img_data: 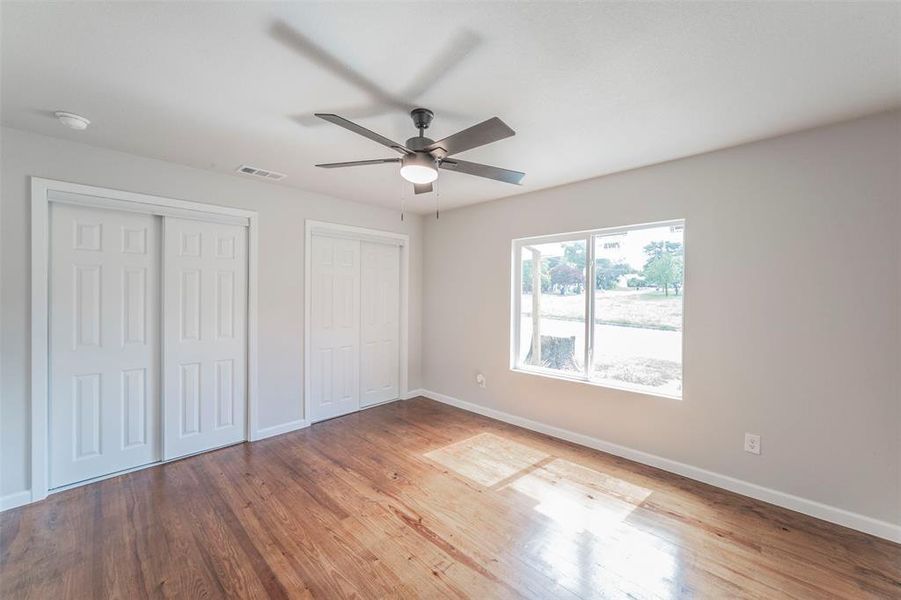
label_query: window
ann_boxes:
[512,220,684,398]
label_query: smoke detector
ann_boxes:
[55,111,90,130]
[236,164,286,181]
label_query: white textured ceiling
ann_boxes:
[2,2,899,213]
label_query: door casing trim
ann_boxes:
[304,219,410,424]
[30,177,260,504]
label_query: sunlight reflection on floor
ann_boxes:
[505,458,651,535]
[424,433,680,599]
[423,432,550,487]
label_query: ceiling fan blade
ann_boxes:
[425,117,515,156]
[315,114,411,155]
[296,103,470,128]
[440,158,525,185]
[315,158,400,168]
[402,30,482,100]
[413,183,433,194]
[270,21,409,111]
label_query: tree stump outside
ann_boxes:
[525,335,578,370]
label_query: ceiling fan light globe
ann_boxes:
[400,164,438,184]
[400,153,438,184]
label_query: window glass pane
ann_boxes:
[519,239,586,375]
[592,224,683,396]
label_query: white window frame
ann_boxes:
[510,219,685,399]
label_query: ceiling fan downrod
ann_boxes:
[410,107,434,138]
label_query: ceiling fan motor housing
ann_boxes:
[405,136,435,151]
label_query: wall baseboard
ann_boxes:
[254,419,310,441]
[0,490,31,512]
[0,490,32,511]
[418,389,901,543]
[2,421,311,512]
[254,392,421,438]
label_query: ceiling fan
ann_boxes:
[314,108,525,195]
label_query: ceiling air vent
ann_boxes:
[236,164,286,181]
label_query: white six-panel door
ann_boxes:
[360,242,400,407]
[310,235,361,422]
[49,204,161,488]
[162,218,247,460]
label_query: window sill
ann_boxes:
[510,366,683,400]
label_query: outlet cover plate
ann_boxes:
[744,433,761,455]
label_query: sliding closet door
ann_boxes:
[49,204,160,488]
[309,235,361,422]
[163,218,247,459]
[360,242,400,407]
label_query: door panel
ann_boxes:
[310,235,360,422]
[360,242,400,407]
[49,204,160,488]
[163,218,247,459]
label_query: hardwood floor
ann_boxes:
[2,398,899,599]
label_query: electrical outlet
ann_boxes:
[744,433,761,455]
[475,373,487,389]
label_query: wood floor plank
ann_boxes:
[394,400,900,595]
[1,398,898,599]
[270,432,525,598]
[297,418,579,598]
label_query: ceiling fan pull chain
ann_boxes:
[400,178,406,222]
[435,178,440,220]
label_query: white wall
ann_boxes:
[422,111,901,530]
[0,127,423,499]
